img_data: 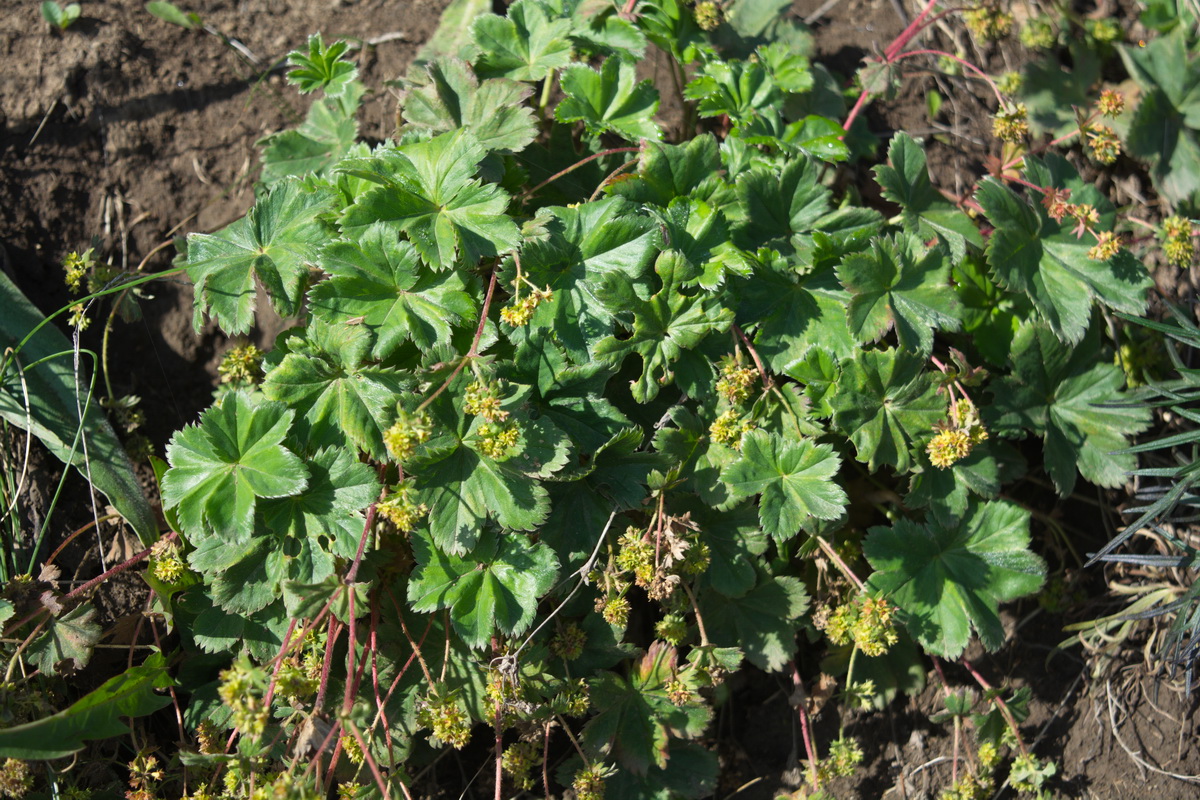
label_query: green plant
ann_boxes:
[39,2,80,31]
[4,0,1176,796]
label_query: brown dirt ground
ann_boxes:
[2,0,1199,797]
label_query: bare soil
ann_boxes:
[2,0,1197,797]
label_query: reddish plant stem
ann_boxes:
[346,502,377,585]
[588,157,640,202]
[896,50,1004,105]
[517,147,640,201]
[347,719,394,800]
[263,618,299,711]
[731,323,774,390]
[790,661,821,791]
[543,722,553,800]
[4,532,180,641]
[368,602,393,757]
[961,657,1030,756]
[313,615,342,713]
[386,586,436,685]
[44,512,121,567]
[416,269,499,414]
[492,636,504,800]
[814,535,865,591]
[884,0,940,61]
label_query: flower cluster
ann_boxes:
[0,759,33,800]
[709,409,754,449]
[502,741,540,790]
[819,595,900,656]
[939,772,991,800]
[150,538,186,584]
[217,659,269,739]
[1161,216,1196,267]
[195,720,222,755]
[964,4,1013,42]
[716,358,757,404]
[554,677,591,716]
[996,71,1023,96]
[1097,89,1125,118]
[273,660,317,703]
[992,103,1028,143]
[383,410,432,462]
[572,764,613,800]
[464,380,508,422]
[1088,230,1122,262]
[614,518,709,602]
[62,249,95,294]
[68,303,90,331]
[416,691,472,749]
[665,677,694,706]
[500,284,553,327]
[475,421,521,460]
[218,344,265,385]
[807,736,864,785]
[1018,16,1056,50]
[550,621,586,660]
[600,594,630,627]
[655,613,688,646]
[693,0,722,31]
[1087,17,1121,43]
[125,751,164,800]
[927,398,988,469]
[340,735,366,766]
[376,480,428,532]
[1084,124,1121,165]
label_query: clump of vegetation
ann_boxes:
[2,0,1198,797]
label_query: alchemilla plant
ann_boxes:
[158,0,1159,795]
[3,0,1178,798]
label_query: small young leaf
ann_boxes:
[286,34,359,96]
[162,391,308,539]
[865,499,1045,658]
[259,89,362,185]
[685,58,780,124]
[145,1,199,29]
[556,58,662,143]
[721,430,847,541]
[408,529,559,648]
[41,2,81,29]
